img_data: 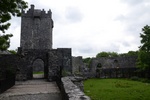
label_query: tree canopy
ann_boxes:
[137,25,150,70]
[0,0,28,51]
[119,51,138,57]
[96,51,118,58]
[83,57,92,67]
[0,34,13,51]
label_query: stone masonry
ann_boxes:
[15,5,72,81]
[21,5,53,50]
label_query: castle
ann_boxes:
[0,5,72,81]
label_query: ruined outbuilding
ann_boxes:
[90,56,138,78]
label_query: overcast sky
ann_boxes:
[7,0,150,58]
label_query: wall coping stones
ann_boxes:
[61,77,90,100]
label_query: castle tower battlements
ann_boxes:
[20,5,53,50]
[22,5,52,18]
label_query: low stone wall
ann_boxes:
[61,77,90,100]
[96,67,138,78]
[0,54,18,93]
[0,76,15,94]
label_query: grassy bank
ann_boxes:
[84,79,150,100]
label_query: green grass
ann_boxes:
[84,79,150,100]
[33,71,44,74]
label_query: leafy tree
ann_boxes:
[137,51,150,70]
[96,51,109,58]
[0,0,28,51]
[137,25,150,70]
[139,25,150,52]
[108,52,118,57]
[127,51,138,56]
[0,34,13,50]
[83,57,92,67]
[96,51,118,58]
[119,51,138,57]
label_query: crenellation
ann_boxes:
[47,9,52,17]
[22,5,52,18]
[41,9,46,15]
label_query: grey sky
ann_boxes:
[6,0,150,58]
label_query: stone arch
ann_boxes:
[22,50,49,80]
[114,59,119,68]
[30,55,48,79]
[32,58,44,79]
[96,63,102,78]
[97,63,102,68]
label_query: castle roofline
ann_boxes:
[22,4,52,18]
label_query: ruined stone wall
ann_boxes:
[15,48,72,81]
[57,48,72,75]
[72,56,84,74]
[20,5,53,50]
[16,48,50,80]
[90,56,138,77]
[72,56,93,78]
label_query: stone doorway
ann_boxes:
[32,59,44,79]
[96,63,102,78]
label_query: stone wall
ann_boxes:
[0,54,21,79]
[15,48,72,81]
[16,48,50,80]
[61,77,90,100]
[57,48,72,75]
[72,56,90,77]
[72,56,84,74]
[0,54,19,93]
[89,56,138,77]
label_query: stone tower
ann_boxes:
[20,5,53,50]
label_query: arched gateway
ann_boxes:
[16,5,72,81]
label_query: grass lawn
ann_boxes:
[33,71,44,74]
[84,78,150,100]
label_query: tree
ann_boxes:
[119,51,138,57]
[96,52,109,58]
[83,57,91,67]
[137,25,150,71]
[108,52,118,57]
[0,34,13,50]
[127,51,138,56]
[0,0,28,51]
[96,51,118,58]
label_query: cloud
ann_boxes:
[7,0,150,58]
[114,0,150,52]
[65,7,83,23]
[121,0,147,6]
